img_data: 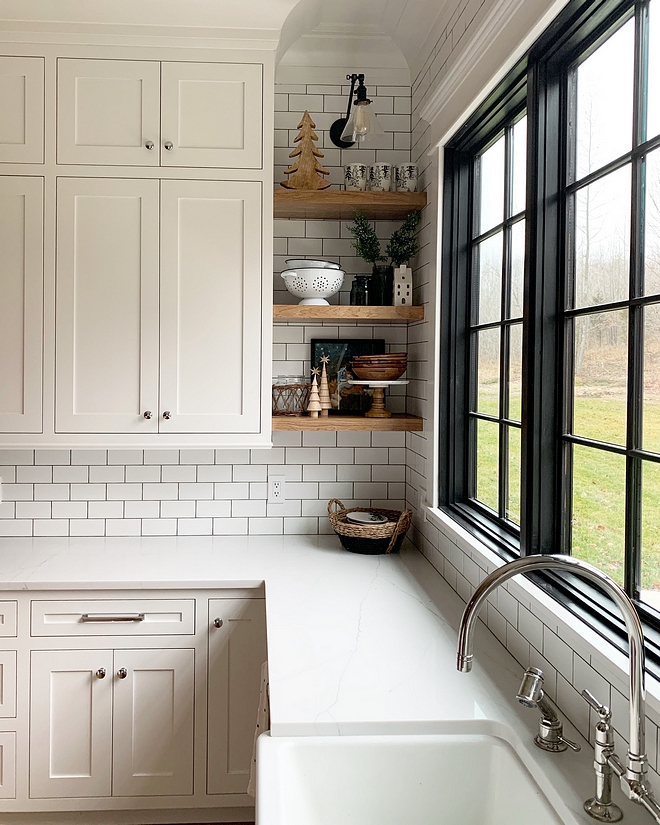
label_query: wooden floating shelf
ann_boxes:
[273,305,424,323]
[272,414,423,432]
[274,189,427,220]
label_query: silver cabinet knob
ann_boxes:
[145,141,154,150]
[164,141,174,151]
[117,668,128,679]
[163,411,172,419]
[96,668,106,679]
[143,410,153,419]
[213,617,223,628]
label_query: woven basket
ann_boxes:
[327,498,412,555]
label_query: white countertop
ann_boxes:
[0,533,651,823]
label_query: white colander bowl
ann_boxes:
[281,268,345,305]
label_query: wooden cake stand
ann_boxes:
[347,380,409,418]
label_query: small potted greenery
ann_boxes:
[348,211,421,305]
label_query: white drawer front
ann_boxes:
[31,599,195,636]
[0,602,17,637]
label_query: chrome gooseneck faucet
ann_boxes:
[456,554,660,823]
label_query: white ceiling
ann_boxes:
[277,0,450,82]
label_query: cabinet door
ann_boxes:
[0,651,17,718]
[159,180,263,433]
[0,56,44,163]
[55,177,160,433]
[0,733,16,799]
[30,650,113,799]
[207,599,266,795]
[57,59,160,166]
[0,176,43,433]
[160,62,262,169]
[113,648,194,797]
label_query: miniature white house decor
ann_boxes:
[393,265,413,306]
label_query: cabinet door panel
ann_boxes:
[55,177,159,433]
[207,598,266,795]
[0,733,16,799]
[113,648,194,797]
[159,180,262,433]
[161,62,262,168]
[0,651,17,718]
[0,56,44,163]
[57,59,160,166]
[30,650,113,799]
[0,176,43,433]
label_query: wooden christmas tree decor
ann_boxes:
[280,111,331,191]
[307,371,322,417]
[319,356,331,416]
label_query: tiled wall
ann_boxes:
[0,432,406,537]
[406,0,660,785]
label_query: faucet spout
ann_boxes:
[457,554,647,792]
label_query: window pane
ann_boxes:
[571,445,626,587]
[644,304,660,452]
[510,219,525,319]
[575,19,635,179]
[511,116,527,216]
[477,135,505,235]
[508,323,523,422]
[475,232,503,324]
[645,148,660,296]
[574,165,631,309]
[475,419,499,511]
[641,460,660,607]
[573,309,628,446]
[507,425,521,525]
[649,0,660,141]
[476,328,500,415]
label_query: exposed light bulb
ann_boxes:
[353,103,371,138]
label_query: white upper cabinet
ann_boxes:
[55,177,160,433]
[57,59,161,166]
[160,62,262,169]
[159,180,263,433]
[0,56,44,163]
[58,59,263,169]
[0,176,43,433]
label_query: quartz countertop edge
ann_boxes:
[0,533,650,823]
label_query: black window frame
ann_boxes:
[440,0,660,673]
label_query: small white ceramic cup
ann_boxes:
[344,163,368,191]
[368,163,393,192]
[395,164,419,192]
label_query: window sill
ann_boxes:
[423,505,660,721]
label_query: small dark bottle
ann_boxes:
[350,275,370,305]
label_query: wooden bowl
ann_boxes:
[352,365,407,381]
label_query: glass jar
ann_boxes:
[350,275,370,305]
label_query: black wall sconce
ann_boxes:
[329,73,384,149]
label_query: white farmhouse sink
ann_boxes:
[257,731,567,825]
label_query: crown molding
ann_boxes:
[418,0,527,125]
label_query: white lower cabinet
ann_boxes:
[112,648,194,797]
[207,598,267,794]
[30,650,113,799]
[17,590,266,815]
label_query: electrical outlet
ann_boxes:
[268,475,286,503]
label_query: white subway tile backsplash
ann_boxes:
[106,519,141,536]
[232,499,267,518]
[213,517,248,535]
[0,450,34,465]
[162,465,197,482]
[16,502,51,519]
[125,501,159,519]
[35,484,69,501]
[266,500,302,517]
[0,520,32,536]
[35,450,70,465]
[197,500,232,518]
[161,500,196,518]
[89,466,124,483]
[233,465,268,482]
[143,483,178,501]
[108,450,143,465]
[126,465,161,483]
[52,501,88,519]
[34,519,68,536]
[179,482,214,500]
[16,466,52,483]
[142,519,178,536]
[197,465,233,482]
[53,466,88,483]
[178,518,213,536]
[70,519,104,536]
[106,483,142,501]
[214,482,249,500]
[72,450,106,465]
[88,501,123,519]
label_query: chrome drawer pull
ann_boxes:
[81,613,145,623]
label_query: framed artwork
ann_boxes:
[310,338,385,414]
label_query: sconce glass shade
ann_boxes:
[340,100,384,144]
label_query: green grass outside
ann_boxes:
[474,393,660,595]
